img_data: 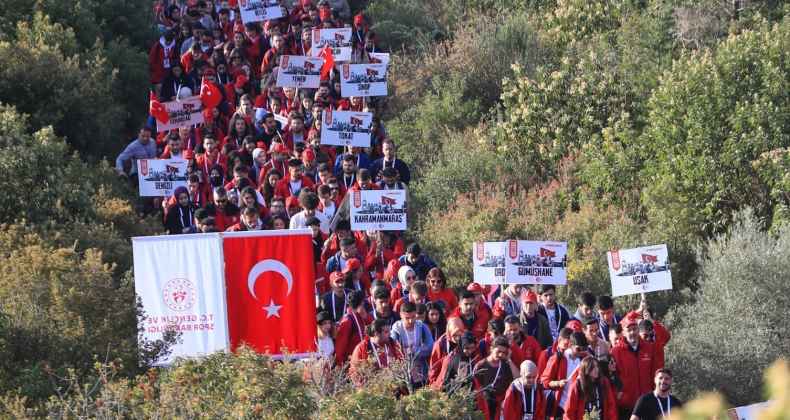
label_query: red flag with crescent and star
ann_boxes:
[317,44,334,80]
[223,231,317,355]
[149,91,170,124]
[199,77,222,109]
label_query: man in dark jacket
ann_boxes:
[397,243,437,280]
[517,289,553,350]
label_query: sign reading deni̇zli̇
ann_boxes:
[276,56,322,88]
[505,240,568,285]
[311,28,352,61]
[472,242,506,284]
[607,244,672,297]
[321,110,372,147]
[138,159,189,197]
[156,96,204,132]
[350,190,406,230]
[340,64,388,97]
[238,0,282,24]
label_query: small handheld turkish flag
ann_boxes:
[317,44,334,80]
[199,77,222,109]
[223,231,317,355]
[149,92,170,124]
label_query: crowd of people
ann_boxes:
[115,0,680,419]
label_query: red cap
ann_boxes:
[466,283,483,293]
[520,289,538,303]
[329,271,344,283]
[182,149,196,159]
[286,195,300,207]
[203,108,214,121]
[621,310,640,329]
[566,319,583,332]
[300,0,311,7]
[187,1,197,6]
[234,75,248,88]
[301,13,312,21]
[273,143,290,154]
[302,147,316,162]
[241,114,253,129]
[384,259,402,277]
[203,68,217,76]
[342,258,362,273]
[354,14,364,25]
[318,8,330,20]
[234,23,246,33]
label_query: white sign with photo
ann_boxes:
[607,244,672,297]
[156,96,205,132]
[472,242,507,284]
[238,0,283,24]
[320,110,372,147]
[505,240,568,285]
[138,159,189,197]
[340,64,388,97]
[311,28,352,61]
[350,190,407,231]
[276,56,322,88]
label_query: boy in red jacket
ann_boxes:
[334,290,373,366]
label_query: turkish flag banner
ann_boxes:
[149,92,170,124]
[318,44,334,80]
[199,77,222,109]
[223,230,317,356]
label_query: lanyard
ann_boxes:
[203,152,219,174]
[587,388,600,411]
[351,311,364,342]
[655,393,670,418]
[343,174,355,190]
[179,207,193,228]
[192,192,201,205]
[491,362,502,387]
[519,382,535,415]
[372,342,390,369]
[139,140,153,159]
[331,290,347,320]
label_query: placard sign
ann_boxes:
[607,244,672,297]
[472,242,507,284]
[505,240,568,285]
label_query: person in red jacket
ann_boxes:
[448,291,489,340]
[541,331,589,419]
[492,284,524,319]
[199,187,241,231]
[562,357,617,420]
[197,134,227,178]
[274,158,316,199]
[537,325,578,378]
[436,331,490,418]
[502,360,546,420]
[596,354,631,414]
[428,317,465,386]
[365,232,396,280]
[609,311,664,419]
[477,317,526,369]
[321,220,367,264]
[505,315,542,365]
[425,268,459,314]
[349,318,403,385]
[149,29,179,95]
[334,290,373,366]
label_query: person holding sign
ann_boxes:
[630,368,681,420]
[116,126,158,184]
[502,360,547,420]
[518,290,553,350]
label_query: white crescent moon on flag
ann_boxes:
[247,259,293,300]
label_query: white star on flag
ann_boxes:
[262,300,282,318]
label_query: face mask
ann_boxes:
[210,175,224,186]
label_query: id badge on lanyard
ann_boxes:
[163,58,170,68]
[522,415,533,420]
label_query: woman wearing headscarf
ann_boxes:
[164,186,200,234]
[502,360,547,420]
[250,147,267,184]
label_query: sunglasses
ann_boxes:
[215,199,228,204]
[405,275,416,280]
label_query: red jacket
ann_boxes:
[197,151,227,178]
[334,308,373,366]
[537,341,563,378]
[428,333,457,382]
[653,320,671,347]
[199,202,241,232]
[273,175,315,200]
[447,307,489,340]
[426,288,459,314]
[349,335,402,384]
[610,338,664,410]
[149,39,179,84]
[322,233,368,265]
[258,159,289,186]
[502,381,547,420]
[541,350,589,416]
[562,377,618,420]
[513,332,542,365]
[347,182,382,192]
[365,245,395,279]
[477,334,526,368]
[261,45,295,72]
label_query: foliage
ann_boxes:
[666,210,790,405]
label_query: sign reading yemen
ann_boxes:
[156,96,205,132]
[276,56,322,88]
[472,242,507,284]
[238,0,282,24]
[340,64,388,97]
[350,190,406,230]
[138,159,189,197]
[320,110,372,147]
[311,28,352,61]
[607,244,672,297]
[505,240,568,285]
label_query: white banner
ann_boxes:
[138,159,189,197]
[133,234,229,366]
[276,55,322,88]
[472,242,506,284]
[505,240,568,285]
[238,0,282,24]
[607,244,672,297]
[368,52,390,76]
[349,190,406,230]
[312,28,352,61]
[320,110,372,147]
[725,402,773,420]
[341,64,388,97]
[156,96,205,132]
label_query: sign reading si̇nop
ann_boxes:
[607,244,673,296]
[340,64,388,97]
[350,190,406,230]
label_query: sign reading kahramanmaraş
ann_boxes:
[505,240,568,285]
[321,110,372,147]
[607,244,672,297]
[138,159,189,197]
[238,0,282,24]
[156,96,205,132]
[276,56,322,88]
[312,28,352,61]
[472,242,507,284]
[350,190,406,230]
[340,64,388,97]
